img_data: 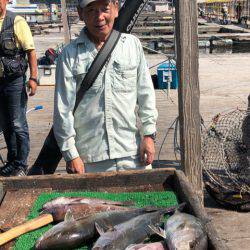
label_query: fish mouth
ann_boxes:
[92,247,103,250]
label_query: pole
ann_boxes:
[61,0,70,45]
[175,0,203,202]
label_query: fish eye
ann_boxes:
[104,245,112,250]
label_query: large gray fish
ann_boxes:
[149,211,208,250]
[35,206,175,250]
[92,211,166,250]
[42,196,133,211]
[41,202,131,222]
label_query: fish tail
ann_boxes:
[148,225,166,238]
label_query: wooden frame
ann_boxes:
[175,0,203,200]
[0,169,227,249]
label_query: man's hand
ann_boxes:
[28,79,37,96]
[66,157,85,174]
[27,49,38,96]
[140,136,155,165]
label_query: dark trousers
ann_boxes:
[27,128,62,175]
[0,76,29,169]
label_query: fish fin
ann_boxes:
[177,202,186,212]
[122,200,134,206]
[148,225,166,238]
[39,209,46,215]
[64,209,74,222]
[95,222,114,235]
[95,222,105,235]
[189,233,205,249]
[142,206,161,212]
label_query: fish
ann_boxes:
[35,206,172,250]
[149,211,208,250]
[92,211,166,250]
[42,196,133,211]
[126,242,166,250]
[41,202,131,222]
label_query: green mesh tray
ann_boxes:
[14,191,178,250]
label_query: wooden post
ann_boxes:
[61,0,70,45]
[175,0,203,202]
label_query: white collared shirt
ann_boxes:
[54,29,158,163]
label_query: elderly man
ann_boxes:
[0,0,37,176]
[53,0,157,174]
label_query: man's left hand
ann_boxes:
[140,136,155,165]
[28,79,37,96]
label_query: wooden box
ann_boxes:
[0,169,227,250]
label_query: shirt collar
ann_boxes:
[76,27,98,56]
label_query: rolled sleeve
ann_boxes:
[14,16,35,50]
[53,50,79,161]
[61,139,79,161]
[136,40,158,135]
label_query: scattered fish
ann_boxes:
[126,242,166,250]
[149,211,208,250]
[35,206,170,250]
[42,196,133,211]
[92,210,168,250]
[42,203,131,222]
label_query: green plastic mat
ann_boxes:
[14,191,178,250]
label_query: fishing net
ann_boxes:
[201,108,250,211]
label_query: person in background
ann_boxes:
[0,0,38,176]
[221,3,229,25]
[236,3,243,24]
[53,0,158,174]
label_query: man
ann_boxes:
[0,0,38,176]
[221,3,229,25]
[236,3,242,24]
[53,0,157,174]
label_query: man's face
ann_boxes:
[0,0,7,16]
[78,0,118,41]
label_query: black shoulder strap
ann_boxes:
[1,11,16,34]
[114,0,149,33]
[73,0,149,114]
[73,29,121,113]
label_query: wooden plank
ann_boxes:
[0,169,175,191]
[139,12,171,18]
[175,0,203,200]
[0,189,51,250]
[132,25,221,34]
[136,20,174,26]
[136,32,250,42]
[172,171,228,250]
[61,0,70,44]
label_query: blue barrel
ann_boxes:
[157,60,178,89]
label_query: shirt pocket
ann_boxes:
[73,58,102,93]
[112,59,137,92]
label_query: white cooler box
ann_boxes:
[38,65,56,86]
